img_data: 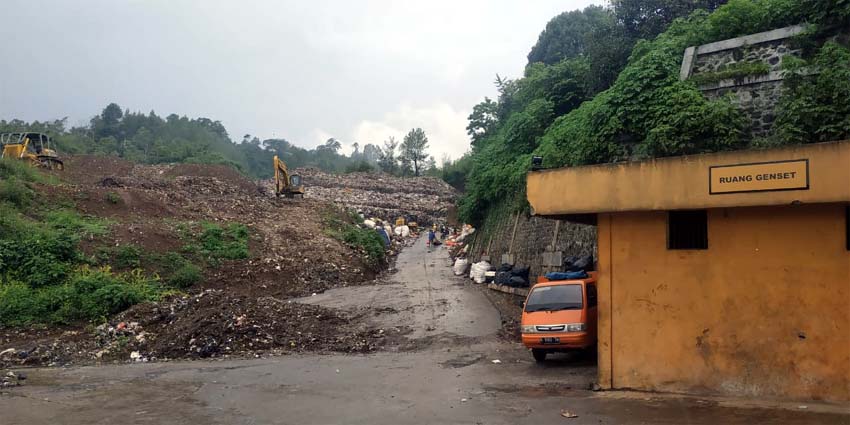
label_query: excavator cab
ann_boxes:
[0,132,64,170]
[273,155,304,198]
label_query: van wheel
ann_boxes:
[532,349,547,363]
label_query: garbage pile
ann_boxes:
[0,155,407,367]
[294,168,458,226]
[445,224,476,260]
[360,216,420,252]
[1,370,25,388]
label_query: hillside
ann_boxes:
[0,155,450,366]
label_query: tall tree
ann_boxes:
[527,5,613,65]
[399,128,430,176]
[466,97,499,149]
[611,0,727,39]
[362,143,382,164]
[317,138,342,153]
[378,137,398,174]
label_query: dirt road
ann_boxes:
[1,238,846,424]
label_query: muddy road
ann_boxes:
[1,238,847,424]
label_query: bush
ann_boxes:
[0,158,43,182]
[0,178,34,208]
[114,245,143,269]
[44,210,109,237]
[0,268,162,325]
[195,222,250,261]
[105,192,121,204]
[322,208,386,268]
[773,42,850,144]
[167,263,202,289]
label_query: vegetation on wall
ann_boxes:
[457,0,850,225]
[688,62,771,85]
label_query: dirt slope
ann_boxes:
[1,156,410,366]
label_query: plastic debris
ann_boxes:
[560,409,578,418]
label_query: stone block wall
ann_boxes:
[680,25,806,137]
[468,210,596,279]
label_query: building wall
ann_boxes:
[468,209,595,278]
[528,141,850,216]
[596,203,850,401]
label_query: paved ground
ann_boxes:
[1,238,848,424]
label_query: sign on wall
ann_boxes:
[709,159,809,194]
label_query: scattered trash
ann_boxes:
[461,398,468,403]
[560,409,578,418]
[1,370,25,388]
[798,405,808,409]
[491,359,502,364]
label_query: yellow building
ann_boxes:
[527,141,850,402]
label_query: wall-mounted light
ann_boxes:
[531,156,543,171]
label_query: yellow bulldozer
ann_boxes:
[1,132,64,170]
[273,155,304,198]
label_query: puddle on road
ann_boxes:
[482,383,582,398]
[440,353,486,368]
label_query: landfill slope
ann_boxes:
[294,167,458,226]
[0,156,448,367]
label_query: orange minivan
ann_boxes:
[520,273,598,362]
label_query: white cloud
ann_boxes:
[310,129,334,149]
[351,103,471,161]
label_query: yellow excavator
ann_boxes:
[1,132,64,170]
[273,155,304,198]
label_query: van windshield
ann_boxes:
[525,284,583,312]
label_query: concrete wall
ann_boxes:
[596,204,850,401]
[468,210,595,279]
[680,25,806,137]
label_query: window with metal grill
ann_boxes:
[668,210,708,250]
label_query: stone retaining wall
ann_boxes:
[468,210,595,279]
[680,25,806,137]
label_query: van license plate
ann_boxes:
[540,337,560,344]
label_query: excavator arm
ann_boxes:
[273,155,304,198]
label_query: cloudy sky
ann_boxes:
[1,0,601,160]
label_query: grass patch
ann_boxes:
[322,208,386,268]
[689,62,771,86]
[0,267,162,326]
[0,184,165,325]
[105,191,121,204]
[181,222,250,265]
[114,245,143,269]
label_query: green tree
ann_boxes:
[399,128,430,177]
[527,5,613,65]
[612,0,727,39]
[466,97,499,149]
[378,137,398,174]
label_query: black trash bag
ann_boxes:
[497,263,513,272]
[562,255,579,270]
[509,276,529,288]
[511,266,530,280]
[569,255,595,272]
[495,271,512,285]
